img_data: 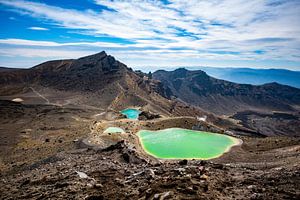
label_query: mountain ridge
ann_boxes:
[153,68,300,115]
[0,52,210,119]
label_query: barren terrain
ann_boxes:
[0,52,299,199]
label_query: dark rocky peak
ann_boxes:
[0,51,132,91]
[77,51,107,62]
[69,51,126,73]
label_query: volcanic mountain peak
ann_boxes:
[30,51,123,74]
[0,52,181,115]
[72,51,122,72]
[70,51,124,73]
[0,51,130,90]
[78,51,107,60]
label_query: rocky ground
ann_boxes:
[231,110,300,136]
[0,138,299,200]
[0,100,299,199]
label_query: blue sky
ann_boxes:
[0,0,300,70]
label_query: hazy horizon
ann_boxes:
[2,55,300,73]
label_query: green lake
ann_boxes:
[121,108,141,120]
[138,128,240,159]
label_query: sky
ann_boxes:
[0,0,300,70]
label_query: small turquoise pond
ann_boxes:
[121,108,141,120]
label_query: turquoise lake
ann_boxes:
[121,108,141,120]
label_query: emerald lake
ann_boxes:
[138,128,241,160]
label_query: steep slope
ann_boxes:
[0,52,207,118]
[153,68,300,115]
[0,51,125,91]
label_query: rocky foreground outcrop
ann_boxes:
[1,139,299,200]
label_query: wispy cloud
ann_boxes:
[28,26,49,31]
[0,0,299,69]
[0,47,94,58]
[0,38,125,47]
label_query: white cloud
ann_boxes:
[0,38,125,47]
[0,47,95,58]
[0,0,299,68]
[28,26,49,31]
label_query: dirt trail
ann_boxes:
[29,87,51,104]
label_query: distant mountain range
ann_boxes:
[193,67,300,89]
[139,66,300,88]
